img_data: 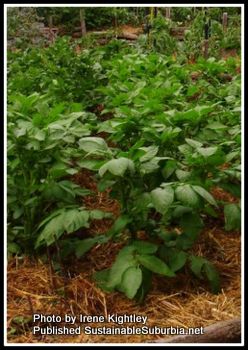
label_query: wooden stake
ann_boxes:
[79,8,86,37]
[166,7,171,19]
[223,12,228,32]
[48,15,54,43]
[203,39,209,59]
[114,7,118,38]
[48,15,53,28]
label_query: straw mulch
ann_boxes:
[7,178,241,344]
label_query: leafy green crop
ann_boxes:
[7,93,110,255]
[7,31,241,300]
[76,134,231,298]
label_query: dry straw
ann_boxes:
[7,181,241,343]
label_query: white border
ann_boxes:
[4,3,244,347]
[4,3,244,7]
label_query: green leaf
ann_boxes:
[106,215,131,238]
[178,144,193,155]
[190,255,206,279]
[197,146,218,157]
[224,204,241,231]
[99,158,135,177]
[131,240,158,254]
[77,159,104,171]
[49,163,68,178]
[162,160,177,180]
[179,212,203,239]
[37,208,65,230]
[58,181,78,196]
[35,208,91,248]
[176,235,195,250]
[173,206,193,218]
[137,254,175,277]
[206,122,227,130]
[65,168,78,175]
[97,179,116,192]
[139,146,159,162]
[185,138,203,148]
[63,135,75,143]
[151,186,174,214]
[175,184,199,207]
[63,210,89,233]
[74,188,92,197]
[168,250,188,272]
[8,242,21,254]
[36,215,64,247]
[44,141,60,150]
[174,109,199,123]
[192,185,218,207]
[219,183,241,198]
[93,268,113,292]
[13,207,24,219]
[26,140,40,150]
[187,85,199,97]
[120,266,142,299]
[135,268,152,303]
[133,192,152,213]
[107,246,136,289]
[203,262,220,294]
[140,157,160,174]
[204,205,219,218]
[24,197,39,206]
[175,170,191,181]
[89,210,112,220]
[75,237,99,258]
[42,182,76,202]
[78,137,109,155]
[33,129,46,141]
[195,104,214,116]
[225,151,239,163]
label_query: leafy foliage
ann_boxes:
[7,13,241,300]
[7,92,109,254]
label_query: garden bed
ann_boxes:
[7,183,241,343]
[6,6,242,344]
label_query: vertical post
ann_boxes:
[203,40,209,59]
[114,7,118,38]
[223,12,228,32]
[79,8,86,37]
[148,7,154,48]
[165,7,171,19]
[153,7,158,48]
[203,19,210,59]
[48,15,53,28]
[145,7,149,35]
[48,15,54,43]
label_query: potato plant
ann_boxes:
[77,136,223,299]
[7,93,111,255]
